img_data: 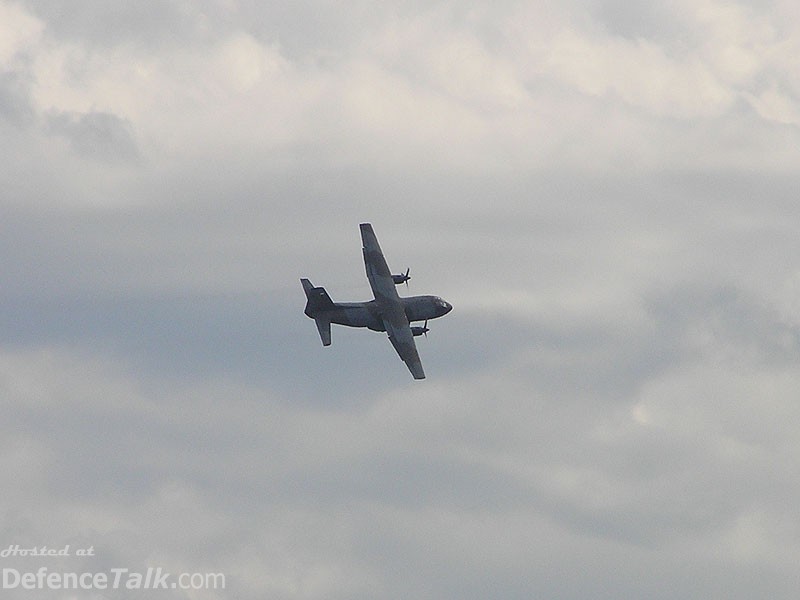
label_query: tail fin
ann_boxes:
[300,278,336,316]
[300,278,335,346]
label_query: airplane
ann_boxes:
[301,223,453,379]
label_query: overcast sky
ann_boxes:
[3,1,800,598]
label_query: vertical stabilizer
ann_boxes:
[300,278,336,316]
[301,278,335,346]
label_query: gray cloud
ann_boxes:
[45,110,140,163]
[0,69,35,126]
[3,1,800,599]
[19,0,211,49]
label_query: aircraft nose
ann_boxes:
[443,301,453,314]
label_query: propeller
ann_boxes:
[411,320,429,338]
[392,268,411,286]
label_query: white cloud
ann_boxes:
[4,1,800,598]
[544,29,733,118]
[0,1,42,66]
[746,84,800,125]
[6,0,800,180]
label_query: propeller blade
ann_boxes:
[392,268,412,286]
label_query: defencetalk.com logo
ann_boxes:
[1,544,226,591]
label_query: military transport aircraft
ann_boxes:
[301,223,453,379]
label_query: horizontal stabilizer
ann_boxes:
[315,316,332,346]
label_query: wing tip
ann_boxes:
[409,363,426,380]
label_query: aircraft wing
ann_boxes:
[383,315,426,380]
[360,223,400,304]
[361,223,425,380]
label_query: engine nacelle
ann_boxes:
[392,268,411,285]
[410,325,429,337]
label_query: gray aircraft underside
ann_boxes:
[301,223,452,379]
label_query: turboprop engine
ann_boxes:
[392,268,411,286]
[410,321,429,337]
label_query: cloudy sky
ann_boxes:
[3,0,800,598]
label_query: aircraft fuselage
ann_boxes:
[315,295,451,332]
